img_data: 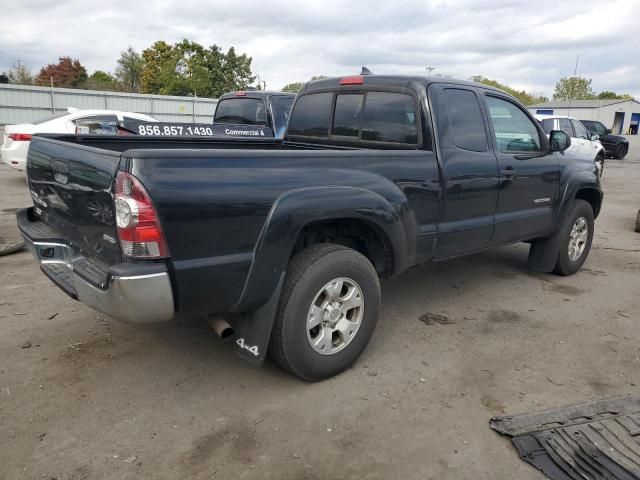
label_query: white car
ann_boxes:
[535,114,606,176]
[1,108,157,171]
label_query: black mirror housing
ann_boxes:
[606,128,612,134]
[549,130,571,152]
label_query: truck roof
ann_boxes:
[301,74,512,97]
[218,90,296,101]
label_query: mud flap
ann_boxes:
[528,231,562,273]
[230,273,285,366]
[491,396,640,480]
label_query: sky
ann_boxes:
[1,0,639,99]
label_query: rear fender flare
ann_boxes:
[232,186,406,312]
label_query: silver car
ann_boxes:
[536,114,606,176]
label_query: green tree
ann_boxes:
[115,47,143,92]
[597,90,633,100]
[81,70,118,91]
[282,82,303,93]
[140,39,255,97]
[7,60,33,85]
[470,76,547,105]
[553,76,595,101]
[282,75,328,93]
[35,57,88,88]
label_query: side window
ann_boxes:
[332,94,364,137]
[287,93,332,137]
[74,115,118,135]
[594,122,607,134]
[571,120,588,139]
[558,118,574,137]
[541,119,555,134]
[361,92,417,144]
[485,96,541,153]
[442,88,487,152]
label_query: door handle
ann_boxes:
[501,167,515,178]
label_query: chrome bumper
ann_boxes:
[23,235,174,325]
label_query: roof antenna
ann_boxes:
[360,66,373,75]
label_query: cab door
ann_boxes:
[429,84,500,258]
[481,94,560,244]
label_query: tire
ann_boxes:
[594,153,605,177]
[553,200,594,276]
[269,243,381,381]
[614,143,628,160]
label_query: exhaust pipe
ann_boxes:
[207,316,234,342]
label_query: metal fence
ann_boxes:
[0,84,218,126]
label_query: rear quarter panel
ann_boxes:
[129,148,439,314]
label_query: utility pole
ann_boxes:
[426,66,435,77]
[192,90,196,124]
[50,76,56,114]
[567,54,579,118]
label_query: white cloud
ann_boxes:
[0,0,638,98]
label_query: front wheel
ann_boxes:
[614,143,628,160]
[554,200,594,276]
[595,153,605,177]
[269,244,381,381]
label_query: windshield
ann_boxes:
[581,120,605,133]
[214,98,266,125]
[270,96,294,130]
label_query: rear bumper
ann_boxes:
[17,208,175,324]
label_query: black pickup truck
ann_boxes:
[18,75,602,380]
[123,91,295,139]
[213,90,295,139]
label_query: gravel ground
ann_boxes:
[1,139,639,480]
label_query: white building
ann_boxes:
[528,99,640,135]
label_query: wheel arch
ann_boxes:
[575,187,603,218]
[231,186,407,313]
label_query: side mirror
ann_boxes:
[549,130,571,152]
[590,134,599,141]
[606,128,612,134]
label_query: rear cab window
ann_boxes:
[287,93,333,137]
[287,90,420,147]
[214,98,267,125]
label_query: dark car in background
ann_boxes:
[213,90,295,139]
[580,120,629,159]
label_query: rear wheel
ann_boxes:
[269,244,381,381]
[614,143,628,160]
[553,200,594,276]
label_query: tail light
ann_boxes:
[9,133,32,141]
[235,91,247,96]
[339,76,364,85]
[114,171,169,258]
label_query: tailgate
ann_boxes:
[26,136,122,266]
